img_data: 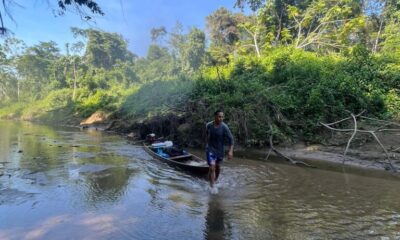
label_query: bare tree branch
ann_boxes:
[267,124,315,168]
[343,113,357,164]
[320,111,398,172]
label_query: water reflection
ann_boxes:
[204,196,232,240]
[0,121,139,206]
[82,167,138,205]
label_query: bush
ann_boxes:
[19,89,73,120]
[0,103,25,119]
[190,47,397,144]
[121,78,193,118]
[75,89,118,117]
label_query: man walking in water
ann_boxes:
[206,110,234,194]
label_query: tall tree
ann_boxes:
[286,0,364,52]
[16,41,61,99]
[69,41,85,100]
[363,0,400,53]
[380,9,400,54]
[206,7,241,64]
[84,29,133,69]
[236,12,268,57]
[134,44,177,83]
[180,27,206,73]
[0,37,25,101]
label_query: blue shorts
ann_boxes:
[206,151,223,166]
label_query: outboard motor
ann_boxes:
[146,133,156,144]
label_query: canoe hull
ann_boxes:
[143,144,209,176]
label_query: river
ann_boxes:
[1,120,400,239]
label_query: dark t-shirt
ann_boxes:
[206,121,234,158]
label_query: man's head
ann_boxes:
[214,110,224,124]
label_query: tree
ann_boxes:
[70,42,85,100]
[0,37,25,101]
[84,29,133,69]
[236,12,267,57]
[380,10,400,54]
[150,26,167,44]
[258,0,311,46]
[234,0,267,12]
[169,21,185,58]
[16,41,61,99]
[206,7,241,64]
[180,27,206,73]
[286,0,364,52]
[234,0,365,52]
[134,44,177,82]
[0,44,16,100]
[363,0,400,53]
[0,0,103,35]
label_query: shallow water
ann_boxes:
[1,120,400,239]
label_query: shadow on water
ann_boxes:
[204,195,232,240]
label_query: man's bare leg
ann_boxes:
[209,165,216,188]
[215,164,221,181]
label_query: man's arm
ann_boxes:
[205,123,209,150]
[224,124,234,160]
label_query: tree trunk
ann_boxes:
[274,10,283,45]
[253,32,261,57]
[373,17,384,53]
[17,78,20,102]
[72,61,77,100]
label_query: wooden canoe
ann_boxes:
[143,144,209,175]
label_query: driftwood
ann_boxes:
[266,124,315,168]
[320,111,400,172]
[393,146,400,153]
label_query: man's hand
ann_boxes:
[228,151,233,160]
[227,145,234,160]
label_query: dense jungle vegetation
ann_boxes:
[1,0,399,146]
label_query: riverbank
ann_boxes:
[2,107,400,175]
[73,111,400,175]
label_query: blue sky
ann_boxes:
[3,0,240,56]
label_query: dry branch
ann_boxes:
[320,111,399,172]
[266,124,315,168]
[342,113,357,164]
[393,146,400,153]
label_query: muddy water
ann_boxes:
[1,120,400,239]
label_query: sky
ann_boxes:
[2,0,241,56]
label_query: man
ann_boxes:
[205,110,234,194]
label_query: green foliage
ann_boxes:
[84,29,133,69]
[383,90,400,120]
[180,27,206,74]
[121,78,193,118]
[206,7,242,64]
[20,89,72,119]
[134,45,178,83]
[0,102,25,119]
[75,89,118,117]
[190,46,398,144]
